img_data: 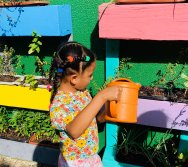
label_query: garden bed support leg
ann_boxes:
[102,39,141,167]
[179,131,188,153]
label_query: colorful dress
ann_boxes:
[50,90,102,167]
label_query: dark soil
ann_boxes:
[139,86,169,101]
[139,86,188,103]
[29,135,59,149]
[0,75,19,82]
[0,75,50,85]
[0,129,29,143]
[0,130,59,149]
[37,78,49,85]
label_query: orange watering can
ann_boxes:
[105,78,141,123]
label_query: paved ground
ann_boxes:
[0,155,56,167]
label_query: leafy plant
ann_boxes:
[28,32,49,77]
[34,112,60,143]
[151,63,186,97]
[0,45,23,77]
[0,45,15,75]
[177,150,188,166]
[0,107,9,133]
[22,74,38,90]
[92,57,133,94]
[6,108,60,143]
[28,32,42,55]
[180,72,188,96]
[9,110,30,137]
[116,125,181,167]
[35,56,48,78]
[116,107,188,167]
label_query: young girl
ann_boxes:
[49,41,122,167]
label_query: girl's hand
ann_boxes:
[99,85,122,102]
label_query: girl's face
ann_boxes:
[75,61,96,90]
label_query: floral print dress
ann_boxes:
[50,90,102,167]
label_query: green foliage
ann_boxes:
[0,106,60,143]
[181,73,188,89]
[0,45,23,76]
[151,63,186,90]
[177,150,188,166]
[28,32,49,77]
[114,57,133,79]
[0,45,15,75]
[9,110,32,137]
[116,125,181,167]
[28,32,42,55]
[23,74,38,90]
[116,109,188,166]
[92,57,133,94]
[0,107,9,133]
[35,56,49,77]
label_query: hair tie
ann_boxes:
[57,68,64,73]
[85,55,90,62]
[67,55,74,62]
[47,84,51,92]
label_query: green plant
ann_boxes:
[9,110,31,137]
[116,107,188,167]
[7,108,60,143]
[180,72,188,96]
[92,57,133,94]
[35,56,48,78]
[151,63,186,96]
[0,107,9,133]
[28,32,42,55]
[116,125,181,167]
[23,74,38,90]
[0,45,23,77]
[0,45,15,75]
[34,113,60,143]
[177,150,188,166]
[28,32,49,77]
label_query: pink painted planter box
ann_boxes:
[99,3,188,40]
[137,98,188,131]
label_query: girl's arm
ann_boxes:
[96,104,106,123]
[66,85,121,139]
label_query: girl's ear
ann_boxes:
[70,74,79,85]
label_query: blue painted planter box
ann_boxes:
[0,5,72,36]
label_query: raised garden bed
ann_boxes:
[0,138,59,166]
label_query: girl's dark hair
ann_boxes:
[49,41,96,102]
